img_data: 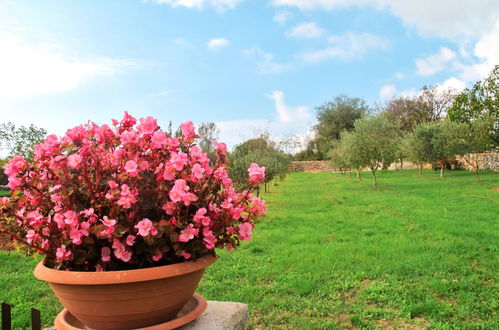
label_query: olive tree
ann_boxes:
[460,117,496,180]
[350,116,399,187]
[0,122,47,160]
[431,120,468,178]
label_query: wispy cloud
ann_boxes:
[206,37,230,50]
[299,32,390,63]
[267,90,310,123]
[286,22,326,39]
[273,10,292,24]
[415,47,456,76]
[145,0,243,12]
[242,46,290,74]
[0,29,134,101]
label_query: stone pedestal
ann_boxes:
[44,301,249,330]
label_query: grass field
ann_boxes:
[1,169,498,329]
[0,190,10,197]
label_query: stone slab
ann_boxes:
[43,301,249,330]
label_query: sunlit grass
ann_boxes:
[1,170,498,328]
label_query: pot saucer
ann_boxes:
[55,294,207,330]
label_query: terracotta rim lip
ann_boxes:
[54,294,208,330]
[34,253,217,285]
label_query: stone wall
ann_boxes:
[289,161,335,172]
[456,151,499,172]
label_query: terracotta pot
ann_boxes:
[34,253,217,329]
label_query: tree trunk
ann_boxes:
[349,168,352,177]
[372,171,377,187]
[400,159,404,171]
[419,165,423,174]
[475,164,480,181]
[356,169,361,181]
[440,160,445,178]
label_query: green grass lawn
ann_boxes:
[1,170,498,329]
[0,190,10,197]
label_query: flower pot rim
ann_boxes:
[34,253,217,285]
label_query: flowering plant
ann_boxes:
[0,113,266,271]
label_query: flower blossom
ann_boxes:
[238,222,253,241]
[178,224,199,242]
[67,154,83,169]
[248,163,265,183]
[56,245,72,262]
[180,121,196,141]
[134,218,157,237]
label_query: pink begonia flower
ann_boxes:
[124,160,138,177]
[213,141,227,154]
[95,264,104,272]
[248,163,265,183]
[178,224,199,243]
[181,251,191,259]
[7,176,22,190]
[162,202,176,215]
[79,221,90,236]
[203,229,217,250]
[134,218,157,237]
[126,235,136,246]
[56,245,72,262]
[221,199,233,209]
[163,163,176,181]
[169,179,190,203]
[121,111,137,127]
[170,152,188,171]
[193,208,207,223]
[67,154,83,169]
[152,250,163,262]
[53,213,65,229]
[191,163,205,179]
[112,239,132,262]
[63,210,77,225]
[3,155,27,176]
[26,230,37,244]
[182,192,198,206]
[101,247,111,262]
[180,121,196,141]
[151,131,167,149]
[139,160,149,170]
[101,216,117,228]
[80,208,95,217]
[137,116,158,135]
[105,192,115,200]
[107,180,118,189]
[120,129,139,145]
[238,222,253,241]
[69,228,83,245]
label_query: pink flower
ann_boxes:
[181,251,191,259]
[134,218,157,237]
[238,222,253,241]
[213,142,227,154]
[180,121,196,141]
[137,116,158,135]
[7,176,22,190]
[124,160,138,177]
[101,247,111,262]
[120,111,137,127]
[53,213,65,229]
[162,202,176,215]
[69,228,83,245]
[169,179,190,202]
[120,129,138,145]
[248,163,265,183]
[182,192,198,206]
[112,240,132,263]
[178,224,199,242]
[191,163,205,179]
[126,235,136,246]
[63,210,77,225]
[194,208,207,223]
[56,245,72,262]
[203,229,217,250]
[67,154,83,169]
[152,250,163,261]
[26,230,38,244]
[170,152,188,171]
[101,216,117,228]
[151,131,167,149]
[139,161,149,170]
[107,180,118,189]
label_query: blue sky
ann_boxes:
[0,0,498,150]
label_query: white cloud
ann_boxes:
[0,29,133,101]
[286,22,326,39]
[206,38,230,50]
[273,10,293,24]
[271,0,499,40]
[379,84,396,100]
[299,32,389,62]
[146,0,242,11]
[242,46,290,74]
[268,90,310,123]
[437,77,466,93]
[415,47,456,76]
